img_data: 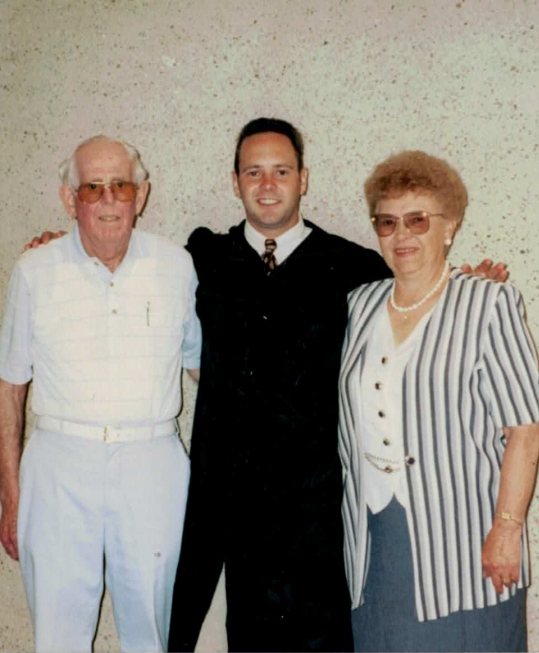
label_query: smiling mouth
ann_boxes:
[258,198,279,205]
[394,247,417,255]
[98,215,120,222]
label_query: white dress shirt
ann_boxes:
[244,218,312,263]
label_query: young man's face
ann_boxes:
[232,132,308,238]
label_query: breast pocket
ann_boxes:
[120,293,184,359]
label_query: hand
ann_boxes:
[460,259,509,282]
[187,368,200,383]
[482,519,521,593]
[23,230,67,252]
[0,497,19,560]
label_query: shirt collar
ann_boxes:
[70,222,140,275]
[244,218,309,257]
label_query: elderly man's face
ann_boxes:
[60,139,148,263]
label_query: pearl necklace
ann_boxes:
[390,261,450,316]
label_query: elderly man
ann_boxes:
[0,136,200,652]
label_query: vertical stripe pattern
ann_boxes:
[338,270,539,621]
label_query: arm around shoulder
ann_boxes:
[460,259,509,282]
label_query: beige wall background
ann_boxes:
[0,0,537,650]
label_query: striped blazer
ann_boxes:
[338,270,539,621]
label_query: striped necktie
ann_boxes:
[261,238,277,274]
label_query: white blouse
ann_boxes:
[360,306,433,513]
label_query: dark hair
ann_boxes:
[234,117,304,174]
[364,150,468,225]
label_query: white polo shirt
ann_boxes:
[0,224,201,426]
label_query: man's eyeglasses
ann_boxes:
[370,211,445,237]
[76,180,138,204]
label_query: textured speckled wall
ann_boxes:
[0,1,537,651]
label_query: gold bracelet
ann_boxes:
[496,511,524,526]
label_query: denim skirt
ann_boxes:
[351,498,526,652]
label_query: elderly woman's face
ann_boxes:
[374,190,456,278]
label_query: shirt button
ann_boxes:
[375,382,382,390]
[110,282,114,287]
[405,456,416,466]
[378,410,385,418]
[383,438,391,446]
[112,309,118,315]
[381,356,388,364]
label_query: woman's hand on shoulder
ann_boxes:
[460,259,509,282]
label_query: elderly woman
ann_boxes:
[338,151,539,652]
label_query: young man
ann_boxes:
[168,118,390,652]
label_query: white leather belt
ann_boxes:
[36,416,177,443]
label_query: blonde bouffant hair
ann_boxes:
[364,150,468,226]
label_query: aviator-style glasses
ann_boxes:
[76,180,138,204]
[371,211,445,237]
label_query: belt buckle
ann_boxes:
[103,425,120,443]
[103,425,124,443]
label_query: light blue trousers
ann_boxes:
[18,429,190,653]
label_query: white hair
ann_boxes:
[58,135,149,187]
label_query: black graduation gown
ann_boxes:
[168,220,390,652]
